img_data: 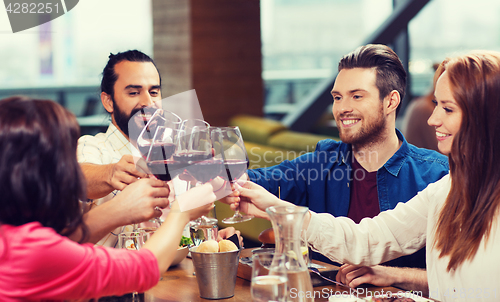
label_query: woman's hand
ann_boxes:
[229,181,292,219]
[112,177,170,225]
[172,183,216,221]
[76,178,170,244]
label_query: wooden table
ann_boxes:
[140,249,410,302]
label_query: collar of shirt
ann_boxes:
[382,129,409,177]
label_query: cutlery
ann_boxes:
[309,267,352,290]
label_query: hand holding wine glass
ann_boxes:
[173,119,223,238]
[136,109,181,227]
[212,126,253,224]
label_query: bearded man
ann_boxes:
[246,44,449,292]
[78,50,241,247]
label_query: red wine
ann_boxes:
[185,159,224,183]
[147,160,184,181]
[221,159,249,182]
[138,142,176,161]
[173,151,212,163]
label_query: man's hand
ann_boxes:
[336,264,428,294]
[81,155,149,199]
[218,227,244,248]
[337,264,396,288]
[108,154,148,191]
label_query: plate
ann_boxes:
[328,293,432,302]
[362,294,432,301]
[328,295,362,302]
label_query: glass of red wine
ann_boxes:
[211,126,252,224]
[136,109,181,161]
[174,119,223,230]
[136,109,182,226]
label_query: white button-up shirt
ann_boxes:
[307,174,500,302]
[77,123,137,247]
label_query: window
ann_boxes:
[0,0,152,108]
[261,0,392,117]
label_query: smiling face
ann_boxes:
[101,60,162,138]
[428,71,463,155]
[331,68,390,147]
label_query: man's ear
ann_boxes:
[385,90,400,115]
[101,92,114,114]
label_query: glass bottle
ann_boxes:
[266,206,314,302]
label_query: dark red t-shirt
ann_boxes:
[347,157,380,224]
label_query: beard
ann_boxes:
[113,101,155,138]
[336,106,386,149]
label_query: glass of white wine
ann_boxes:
[251,252,288,302]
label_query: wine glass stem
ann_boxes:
[233,208,243,218]
[233,186,243,217]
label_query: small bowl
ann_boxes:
[170,246,189,267]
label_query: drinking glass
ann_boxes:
[251,253,288,302]
[143,126,182,181]
[136,109,182,227]
[135,220,159,237]
[211,126,252,224]
[117,231,149,251]
[117,231,150,300]
[174,119,223,228]
[136,109,181,161]
[189,205,218,246]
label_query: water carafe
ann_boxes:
[266,206,314,302]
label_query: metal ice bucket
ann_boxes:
[190,247,241,299]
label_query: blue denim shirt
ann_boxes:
[248,129,449,267]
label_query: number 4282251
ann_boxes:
[5,3,60,14]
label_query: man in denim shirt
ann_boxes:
[247,45,449,292]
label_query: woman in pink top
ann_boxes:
[0,96,216,301]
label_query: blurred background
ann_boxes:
[1,0,499,135]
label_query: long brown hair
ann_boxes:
[434,52,500,271]
[0,96,88,242]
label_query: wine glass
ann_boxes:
[173,119,223,231]
[136,109,181,161]
[136,109,181,227]
[144,126,182,181]
[212,126,252,224]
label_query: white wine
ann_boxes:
[251,275,287,302]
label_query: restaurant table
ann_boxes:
[97,249,429,302]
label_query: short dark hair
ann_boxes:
[0,96,88,242]
[100,50,161,99]
[338,44,406,113]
